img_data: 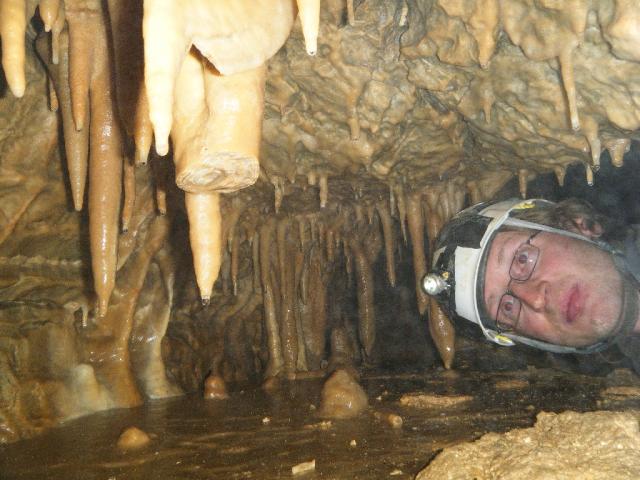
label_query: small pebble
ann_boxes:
[262,417,271,425]
[350,439,357,447]
[292,459,315,476]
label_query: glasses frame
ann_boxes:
[495,231,541,333]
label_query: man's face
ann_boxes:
[483,230,623,347]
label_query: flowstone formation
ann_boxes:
[0,0,639,443]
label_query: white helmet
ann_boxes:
[422,198,639,354]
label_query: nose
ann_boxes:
[510,278,548,312]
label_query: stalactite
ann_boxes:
[294,251,309,372]
[376,201,396,287]
[306,246,327,367]
[122,160,136,232]
[133,85,153,165]
[280,238,298,378]
[251,231,260,293]
[350,238,375,358]
[298,216,307,251]
[558,47,580,131]
[518,169,528,199]
[347,0,356,26]
[319,172,328,208]
[428,299,456,369]
[272,176,284,213]
[554,166,566,187]
[230,228,240,296]
[389,183,396,218]
[605,138,630,168]
[85,3,124,316]
[586,164,594,186]
[151,155,168,215]
[296,0,320,55]
[407,191,429,315]
[50,8,64,64]
[36,30,89,211]
[326,229,335,262]
[394,183,407,243]
[0,0,33,97]
[467,180,482,205]
[344,239,353,286]
[39,0,60,32]
[185,192,222,304]
[582,116,601,171]
[260,219,283,378]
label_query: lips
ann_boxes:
[565,285,582,324]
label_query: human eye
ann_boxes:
[497,294,520,329]
[510,244,537,280]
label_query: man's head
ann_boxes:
[423,198,639,354]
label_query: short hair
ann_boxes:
[510,198,624,241]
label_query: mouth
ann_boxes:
[564,285,582,324]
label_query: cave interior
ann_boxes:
[1,0,640,478]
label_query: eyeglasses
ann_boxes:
[495,232,541,332]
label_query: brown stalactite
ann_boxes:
[251,231,260,293]
[87,5,124,317]
[150,155,168,215]
[185,192,222,304]
[36,30,89,211]
[230,227,240,297]
[305,245,327,367]
[376,201,396,288]
[122,160,136,232]
[350,238,375,359]
[259,219,283,378]
[407,191,429,316]
[280,237,298,378]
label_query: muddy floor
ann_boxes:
[2,366,639,480]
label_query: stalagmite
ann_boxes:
[518,169,528,199]
[376,202,396,287]
[0,0,31,97]
[86,6,124,316]
[582,116,601,171]
[122,160,136,232]
[36,30,89,211]
[185,192,222,304]
[260,220,283,378]
[407,192,429,315]
[319,172,328,208]
[605,138,630,168]
[558,47,580,131]
[230,228,240,296]
[296,0,320,55]
[350,239,375,358]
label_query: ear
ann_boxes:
[572,217,603,239]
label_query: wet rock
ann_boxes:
[318,368,368,419]
[204,374,229,400]
[116,426,151,450]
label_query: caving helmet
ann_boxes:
[422,198,639,354]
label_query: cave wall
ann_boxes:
[1,0,639,443]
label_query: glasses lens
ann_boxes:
[509,243,539,281]
[496,294,521,331]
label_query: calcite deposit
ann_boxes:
[0,0,639,445]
